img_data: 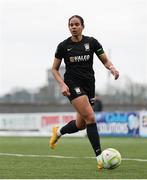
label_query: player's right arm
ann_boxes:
[52,58,70,96]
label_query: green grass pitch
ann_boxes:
[0,136,147,179]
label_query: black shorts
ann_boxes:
[65,78,95,105]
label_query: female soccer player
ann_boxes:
[49,15,119,170]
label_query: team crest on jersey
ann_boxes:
[84,43,90,51]
[69,57,75,62]
[74,87,81,94]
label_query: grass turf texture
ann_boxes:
[0,136,147,179]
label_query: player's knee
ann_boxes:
[82,113,95,124]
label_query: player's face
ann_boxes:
[68,17,84,37]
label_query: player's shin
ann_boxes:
[86,123,103,169]
[60,120,79,135]
[86,123,102,156]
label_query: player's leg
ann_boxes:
[71,95,103,169]
[75,112,86,129]
[60,112,86,135]
[49,112,86,149]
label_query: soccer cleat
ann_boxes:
[49,126,60,149]
[97,154,103,170]
[97,160,103,170]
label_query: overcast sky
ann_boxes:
[0,0,147,95]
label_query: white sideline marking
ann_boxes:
[0,153,147,162]
[0,153,76,158]
[123,158,147,162]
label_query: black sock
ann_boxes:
[86,123,102,156]
[60,120,79,135]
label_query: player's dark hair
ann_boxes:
[68,15,84,27]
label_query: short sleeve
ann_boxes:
[55,42,64,59]
[92,37,104,57]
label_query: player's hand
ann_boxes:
[110,66,119,80]
[60,83,71,96]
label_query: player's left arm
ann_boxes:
[98,52,119,80]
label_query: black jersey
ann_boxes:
[55,35,104,82]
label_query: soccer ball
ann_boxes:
[101,148,121,169]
